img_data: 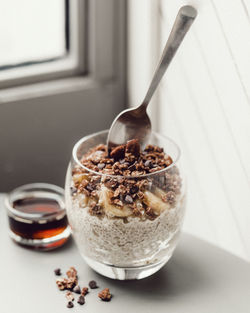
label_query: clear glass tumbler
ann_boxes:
[65,130,186,280]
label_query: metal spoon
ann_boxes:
[107,5,197,151]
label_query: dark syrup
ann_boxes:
[8,197,68,240]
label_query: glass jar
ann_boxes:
[5,183,71,250]
[65,130,186,280]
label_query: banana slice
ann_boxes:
[154,187,167,199]
[144,190,170,214]
[99,186,133,217]
[72,173,88,184]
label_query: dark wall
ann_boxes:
[0,82,124,191]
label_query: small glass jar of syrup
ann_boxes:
[5,183,71,250]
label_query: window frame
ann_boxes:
[0,0,128,95]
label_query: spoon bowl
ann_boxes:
[107,106,151,150]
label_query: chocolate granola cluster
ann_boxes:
[72,139,182,219]
[98,288,112,301]
[56,267,78,291]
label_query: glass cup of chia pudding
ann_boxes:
[65,130,186,280]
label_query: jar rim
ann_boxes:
[72,130,181,179]
[5,183,65,221]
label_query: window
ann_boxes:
[0,0,126,191]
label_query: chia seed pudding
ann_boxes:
[66,136,185,270]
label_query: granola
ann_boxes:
[98,288,112,301]
[72,139,182,220]
[56,267,78,291]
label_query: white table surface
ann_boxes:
[0,194,249,313]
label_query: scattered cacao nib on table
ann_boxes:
[98,288,112,302]
[81,287,89,296]
[55,267,112,308]
[67,301,74,308]
[89,280,98,289]
[54,268,61,276]
[72,285,81,294]
[77,295,85,305]
[66,267,77,279]
[56,266,78,291]
[65,291,74,302]
[56,278,76,291]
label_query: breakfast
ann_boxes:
[66,138,185,268]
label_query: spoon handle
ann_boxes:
[141,5,197,109]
